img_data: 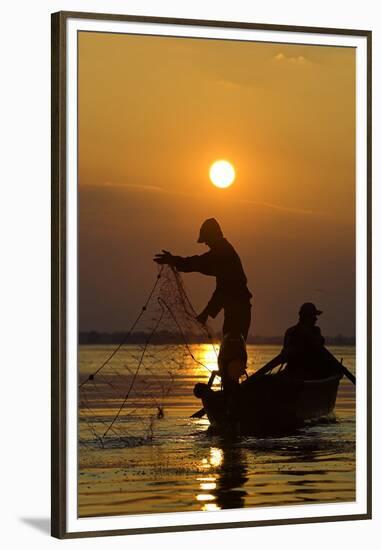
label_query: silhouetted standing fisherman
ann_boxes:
[154,218,252,340]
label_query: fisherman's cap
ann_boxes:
[299,302,322,316]
[197,218,223,243]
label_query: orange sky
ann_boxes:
[78,31,356,337]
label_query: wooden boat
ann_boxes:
[193,368,343,435]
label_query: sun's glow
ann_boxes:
[209,160,235,188]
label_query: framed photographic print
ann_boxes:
[51,11,372,539]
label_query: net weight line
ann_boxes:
[102,301,165,437]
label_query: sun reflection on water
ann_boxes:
[200,482,217,490]
[197,447,224,511]
[210,447,223,467]
[192,344,220,379]
[196,494,215,502]
[202,503,220,512]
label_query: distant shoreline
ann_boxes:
[79,331,355,346]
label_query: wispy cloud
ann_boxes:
[273,53,309,65]
[216,78,243,90]
[236,197,315,216]
[84,181,316,217]
[103,182,166,194]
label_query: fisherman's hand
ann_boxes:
[196,311,209,325]
[153,250,175,265]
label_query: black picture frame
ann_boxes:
[51,10,372,539]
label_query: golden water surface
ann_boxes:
[78,344,356,517]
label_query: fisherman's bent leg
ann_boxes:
[222,377,241,421]
[223,302,252,341]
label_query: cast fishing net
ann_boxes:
[79,265,219,448]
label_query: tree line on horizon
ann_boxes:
[78,330,355,346]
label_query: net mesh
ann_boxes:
[79,266,219,448]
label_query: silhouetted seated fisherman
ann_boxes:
[154,218,252,341]
[282,303,338,379]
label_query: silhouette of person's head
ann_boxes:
[298,302,322,326]
[197,218,223,247]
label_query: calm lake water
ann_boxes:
[78,344,356,518]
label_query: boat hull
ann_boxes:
[195,371,342,435]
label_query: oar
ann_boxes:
[341,365,356,385]
[252,348,356,385]
[322,348,356,385]
[248,352,287,380]
[191,408,206,419]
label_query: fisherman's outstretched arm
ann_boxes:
[154,250,216,276]
[173,252,217,275]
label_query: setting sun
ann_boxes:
[209,160,235,188]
